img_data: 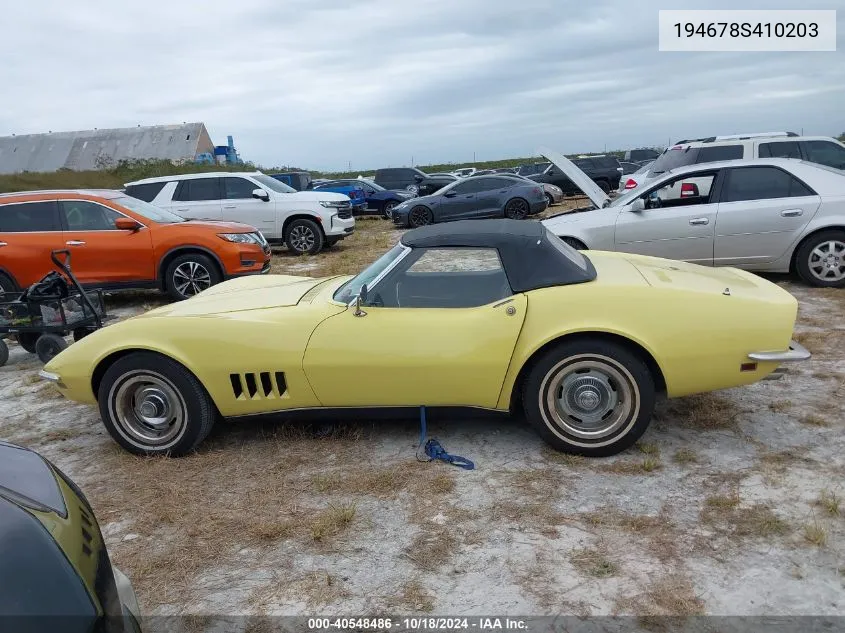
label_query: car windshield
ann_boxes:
[253,174,296,193]
[114,196,186,223]
[649,147,698,175]
[333,243,407,304]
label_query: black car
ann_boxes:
[624,148,662,162]
[391,175,547,228]
[373,167,429,191]
[0,441,141,631]
[529,155,622,194]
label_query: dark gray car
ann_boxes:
[391,175,547,228]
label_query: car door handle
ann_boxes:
[780,209,803,217]
[688,217,709,226]
[66,240,86,246]
[0,242,6,247]
[223,205,237,209]
[176,208,189,212]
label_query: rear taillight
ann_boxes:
[624,179,637,189]
[680,182,697,197]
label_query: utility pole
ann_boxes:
[473,151,476,163]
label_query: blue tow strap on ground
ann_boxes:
[417,405,475,470]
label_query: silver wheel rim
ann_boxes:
[173,261,211,297]
[540,354,638,443]
[808,240,845,282]
[506,200,528,219]
[109,371,187,448]
[410,207,431,227]
[384,202,396,218]
[290,225,316,252]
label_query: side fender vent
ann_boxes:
[230,372,288,400]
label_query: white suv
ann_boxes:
[638,133,845,198]
[124,172,355,255]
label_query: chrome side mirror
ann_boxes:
[354,284,368,317]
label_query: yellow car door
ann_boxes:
[302,247,527,408]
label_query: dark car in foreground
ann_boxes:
[0,440,141,631]
[391,175,546,227]
[315,178,416,218]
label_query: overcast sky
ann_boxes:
[2,0,843,171]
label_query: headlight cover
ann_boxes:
[218,232,262,244]
[320,201,348,208]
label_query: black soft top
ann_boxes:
[400,219,596,292]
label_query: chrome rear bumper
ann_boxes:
[748,340,811,363]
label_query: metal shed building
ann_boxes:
[0,123,215,174]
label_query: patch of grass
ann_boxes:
[672,448,699,464]
[542,448,586,468]
[636,442,660,456]
[310,503,356,542]
[570,546,618,578]
[768,400,792,413]
[615,574,705,616]
[794,329,845,359]
[40,428,79,443]
[802,521,827,547]
[599,458,662,475]
[816,490,840,516]
[491,502,566,527]
[395,580,435,612]
[733,505,791,538]
[248,521,295,542]
[660,393,742,430]
[703,494,741,511]
[405,527,458,571]
[309,463,455,498]
[800,414,830,428]
[758,449,815,473]
[430,473,456,493]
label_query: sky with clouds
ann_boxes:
[1,0,843,171]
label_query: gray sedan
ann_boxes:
[540,147,845,287]
[392,175,548,228]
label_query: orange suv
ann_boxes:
[0,190,271,301]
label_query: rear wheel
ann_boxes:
[596,180,611,194]
[504,198,530,220]
[97,352,216,456]
[285,218,324,255]
[522,338,655,456]
[35,334,68,364]
[165,253,220,301]
[0,339,8,367]
[545,193,554,207]
[795,230,845,288]
[408,206,433,228]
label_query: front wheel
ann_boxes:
[522,338,655,456]
[545,193,554,207]
[383,200,398,220]
[408,206,433,228]
[0,339,8,367]
[285,218,324,255]
[97,352,216,456]
[35,334,68,364]
[795,229,845,288]
[165,253,221,301]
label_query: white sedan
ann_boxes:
[540,148,845,287]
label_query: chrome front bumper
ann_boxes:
[748,340,811,381]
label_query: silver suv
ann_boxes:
[639,132,845,195]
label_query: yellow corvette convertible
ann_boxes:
[40,219,810,457]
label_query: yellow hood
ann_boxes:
[143,275,338,317]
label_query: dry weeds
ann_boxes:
[392,580,435,612]
[802,521,827,547]
[701,500,791,540]
[404,527,459,571]
[768,400,792,413]
[659,393,742,430]
[800,414,831,428]
[569,545,619,578]
[816,490,841,516]
[672,448,699,465]
[615,574,705,617]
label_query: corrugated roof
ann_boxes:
[0,123,214,174]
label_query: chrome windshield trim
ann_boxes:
[345,244,412,308]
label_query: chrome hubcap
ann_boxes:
[809,240,845,282]
[173,261,211,297]
[111,373,186,447]
[543,356,636,440]
[290,226,316,252]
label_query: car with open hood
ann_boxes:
[0,440,141,631]
[42,218,807,458]
[541,147,845,288]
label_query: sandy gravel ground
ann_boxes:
[1,212,843,625]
